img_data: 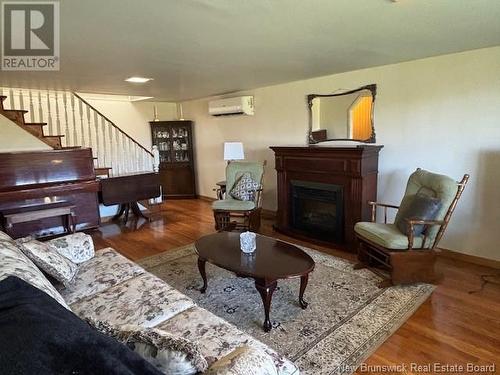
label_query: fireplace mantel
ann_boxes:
[270,145,383,251]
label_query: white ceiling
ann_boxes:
[1,0,500,101]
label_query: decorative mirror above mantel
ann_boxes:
[307,84,377,144]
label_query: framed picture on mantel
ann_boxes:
[150,120,196,199]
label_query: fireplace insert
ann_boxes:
[290,180,344,242]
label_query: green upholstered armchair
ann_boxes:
[354,168,469,287]
[212,161,266,231]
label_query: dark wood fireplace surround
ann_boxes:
[270,145,383,252]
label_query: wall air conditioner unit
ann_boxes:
[208,96,254,116]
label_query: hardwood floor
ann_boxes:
[91,199,500,374]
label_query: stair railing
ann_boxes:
[0,87,154,175]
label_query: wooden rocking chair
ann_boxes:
[354,168,469,287]
[212,161,266,232]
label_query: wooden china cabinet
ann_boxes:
[150,121,196,199]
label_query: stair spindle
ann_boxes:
[77,98,85,146]
[101,117,108,167]
[86,104,93,153]
[46,90,53,136]
[28,90,35,122]
[93,111,100,165]
[116,130,122,175]
[70,94,78,146]
[127,138,132,173]
[54,91,62,136]
[8,88,14,109]
[108,122,114,173]
[37,91,43,124]
[63,92,70,147]
[18,89,25,112]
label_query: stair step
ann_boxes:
[1,109,28,124]
[23,123,47,137]
[2,109,28,113]
[24,122,47,126]
[43,135,65,149]
[61,146,81,150]
[95,167,112,177]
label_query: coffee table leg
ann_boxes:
[197,258,207,293]
[255,279,277,332]
[299,274,309,309]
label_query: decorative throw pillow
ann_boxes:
[18,239,78,286]
[230,173,260,202]
[48,233,95,264]
[395,193,443,236]
[0,235,70,309]
[206,345,278,375]
[87,319,208,375]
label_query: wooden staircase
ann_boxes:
[1,96,66,149]
[0,88,155,177]
[0,94,111,175]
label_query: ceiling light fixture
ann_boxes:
[125,76,153,83]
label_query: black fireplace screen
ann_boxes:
[290,180,344,242]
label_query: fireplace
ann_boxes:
[270,145,383,251]
[291,180,343,242]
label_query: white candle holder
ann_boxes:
[240,231,256,254]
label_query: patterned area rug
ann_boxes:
[138,241,434,375]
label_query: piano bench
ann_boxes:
[1,198,76,238]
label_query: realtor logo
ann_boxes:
[1,1,59,70]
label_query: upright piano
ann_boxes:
[0,148,100,238]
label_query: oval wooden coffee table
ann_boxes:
[194,232,315,332]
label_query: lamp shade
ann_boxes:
[223,142,245,161]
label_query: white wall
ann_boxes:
[182,46,500,261]
[79,95,178,150]
[0,115,51,152]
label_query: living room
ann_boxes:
[0,1,499,374]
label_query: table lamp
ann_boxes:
[223,142,245,163]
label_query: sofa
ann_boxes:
[0,231,299,374]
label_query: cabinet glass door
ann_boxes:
[172,126,190,162]
[153,126,172,163]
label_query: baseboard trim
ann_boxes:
[261,209,276,219]
[197,195,216,202]
[438,248,500,269]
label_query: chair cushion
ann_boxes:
[354,222,423,250]
[212,198,256,211]
[395,194,443,236]
[17,239,78,286]
[58,248,145,305]
[70,273,195,328]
